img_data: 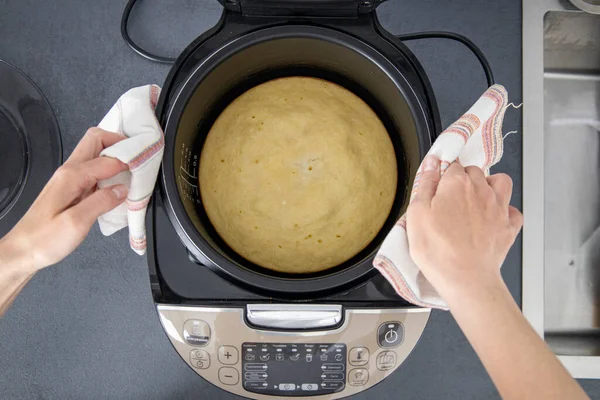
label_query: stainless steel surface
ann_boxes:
[544,75,600,338]
[545,12,600,72]
[156,305,430,400]
[246,304,343,330]
[569,0,600,14]
[523,0,600,378]
[545,72,600,81]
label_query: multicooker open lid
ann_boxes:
[0,59,62,236]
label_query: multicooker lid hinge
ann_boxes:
[219,0,385,18]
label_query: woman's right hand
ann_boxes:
[406,155,523,300]
[0,128,129,273]
[406,156,591,400]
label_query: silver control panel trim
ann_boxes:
[246,304,343,330]
[156,304,430,400]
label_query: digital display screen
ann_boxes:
[242,342,346,396]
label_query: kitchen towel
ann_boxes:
[374,84,509,310]
[96,84,164,255]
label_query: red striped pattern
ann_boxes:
[127,136,164,171]
[130,235,147,251]
[442,114,480,142]
[149,85,159,109]
[373,255,439,309]
[126,84,164,171]
[127,196,150,212]
[481,86,508,168]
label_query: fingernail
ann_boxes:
[112,185,127,200]
[423,155,439,172]
[121,161,130,171]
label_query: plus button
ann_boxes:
[218,346,239,365]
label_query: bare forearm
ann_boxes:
[442,273,588,400]
[0,269,34,316]
[0,128,130,317]
[0,238,36,316]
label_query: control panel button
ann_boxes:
[245,381,268,390]
[245,371,268,381]
[321,381,344,390]
[377,322,404,348]
[301,383,318,391]
[244,363,268,372]
[218,346,239,365]
[348,368,369,386]
[189,349,210,369]
[321,363,344,371]
[279,383,296,391]
[349,347,370,366]
[219,367,239,385]
[376,351,397,371]
[321,372,344,381]
[183,319,211,346]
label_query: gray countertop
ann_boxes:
[0,0,598,399]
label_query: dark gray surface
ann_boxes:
[0,0,598,399]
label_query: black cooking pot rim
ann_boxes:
[162,24,431,296]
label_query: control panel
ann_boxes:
[242,343,346,396]
[157,306,430,400]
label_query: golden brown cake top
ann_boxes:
[199,77,397,274]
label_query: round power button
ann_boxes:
[385,330,398,343]
[377,322,404,348]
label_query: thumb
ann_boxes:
[64,184,128,229]
[412,155,441,206]
[508,205,523,235]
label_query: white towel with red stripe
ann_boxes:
[96,85,164,255]
[374,84,510,310]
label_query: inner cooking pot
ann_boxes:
[162,25,433,297]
